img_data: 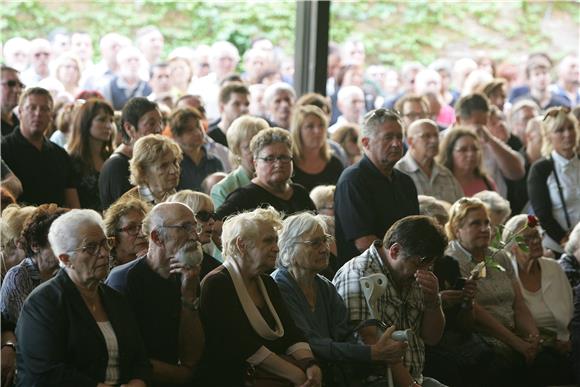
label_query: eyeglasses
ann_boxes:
[34,52,50,57]
[453,146,480,154]
[116,223,143,236]
[257,155,293,164]
[1,80,25,88]
[543,106,571,121]
[295,234,334,248]
[414,255,435,266]
[160,222,197,234]
[69,237,115,256]
[195,210,217,222]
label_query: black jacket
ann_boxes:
[16,269,150,387]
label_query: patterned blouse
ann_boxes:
[0,258,42,325]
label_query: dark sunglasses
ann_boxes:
[2,80,25,88]
[195,210,217,222]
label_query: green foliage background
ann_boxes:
[1,1,578,67]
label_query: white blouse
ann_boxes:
[97,321,120,385]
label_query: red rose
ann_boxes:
[527,215,538,228]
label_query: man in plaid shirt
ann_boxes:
[333,216,448,387]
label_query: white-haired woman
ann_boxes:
[503,214,575,385]
[198,207,322,386]
[120,134,183,205]
[473,190,511,231]
[528,107,580,256]
[272,212,406,386]
[167,190,221,279]
[16,209,149,386]
[210,115,269,208]
[559,222,580,288]
[215,128,316,220]
[263,82,295,129]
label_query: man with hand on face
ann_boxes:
[333,216,448,387]
[396,119,463,204]
[106,202,204,387]
[334,108,419,264]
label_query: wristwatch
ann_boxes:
[2,341,16,351]
[181,297,200,311]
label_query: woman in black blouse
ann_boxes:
[198,207,321,386]
[216,128,316,220]
[290,105,344,192]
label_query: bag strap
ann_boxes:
[550,156,572,230]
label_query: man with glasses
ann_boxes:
[1,65,24,137]
[107,202,204,387]
[334,108,419,264]
[1,87,80,208]
[333,215,448,387]
[395,119,463,204]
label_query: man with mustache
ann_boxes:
[334,108,419,265]
[106,202,204,387]
[396,119,463,204]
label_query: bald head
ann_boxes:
[143,202,194,236]
[407,119,438,138]
[407,119,440,162]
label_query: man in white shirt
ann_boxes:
[328,85,364,134]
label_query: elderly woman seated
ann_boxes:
[418,195,450,227]
[16,209,150,386]
[272,212,406,386]
[503,214,575,385]
[1,204,36,281]
[198,207,322,386]
[167,189,221,279]
[473,190,511,231]
[215,128,316,220]
[210,115,269,208]
[559,222,580,288]
[120,134,183,205]
[103,198,151,269]
[309,185,335,217]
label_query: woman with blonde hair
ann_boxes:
[210,115,268,208]
[120,134,182,205]
[290,105,343,192]
[528,107,580,256]
[438,128,496,197]
[52,53,82,97]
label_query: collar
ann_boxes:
[551,150,579,169]
[223,258,284,340]
[397,152,420,173]
[13,127,50,150]
[138,185,175,205]
[360,154,399,180]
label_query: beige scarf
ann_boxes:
[223,258,284,340]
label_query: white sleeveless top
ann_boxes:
[97,321,120,385]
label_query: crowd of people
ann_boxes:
[1,27,580,387]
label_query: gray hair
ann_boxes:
[501,214,529,251]
[309,185,335,211]
[565,222,580,256]
[263,82,296,107]
[418,195,449,226]
[249,127,292,159]
[277,212,326,269]
[48,209,105,257]
[361,108,403,139]
[473,190,511,225]
[221,207,282,259]
[167,189,214,214]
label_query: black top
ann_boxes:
[106,257,182,378]
[215,182,316,220]
[527,156,579,243]
[200,252,220,281]
[197,265,307,385]
[15,269,150,387]
[571,285,580,385]
[1,158,12,179]
[505,142,531,215]
[334,155,419,263]
[71,156,102,211]
[292,155,344,193]
[207,119,228,147]
[99,152,133,210]
[1,128,77,206]
[1,113,19,137]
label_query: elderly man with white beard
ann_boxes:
[106,202,204,387]
[395,119,463,204]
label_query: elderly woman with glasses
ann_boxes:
[445,198,541,387]
[215,128,316,220]
[120,134,183,205]
[272,212,406,386]
[503,214,575,385]
[528,107,580,256]
[16,209,150,387]
[103,198,151,269]
[198,207,322,386]
[167,189,221,279]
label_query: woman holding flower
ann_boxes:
[503,214,575,385]
[444,198,538,386]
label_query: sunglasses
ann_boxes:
[195,210,217,222]
[1,80,25,88]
